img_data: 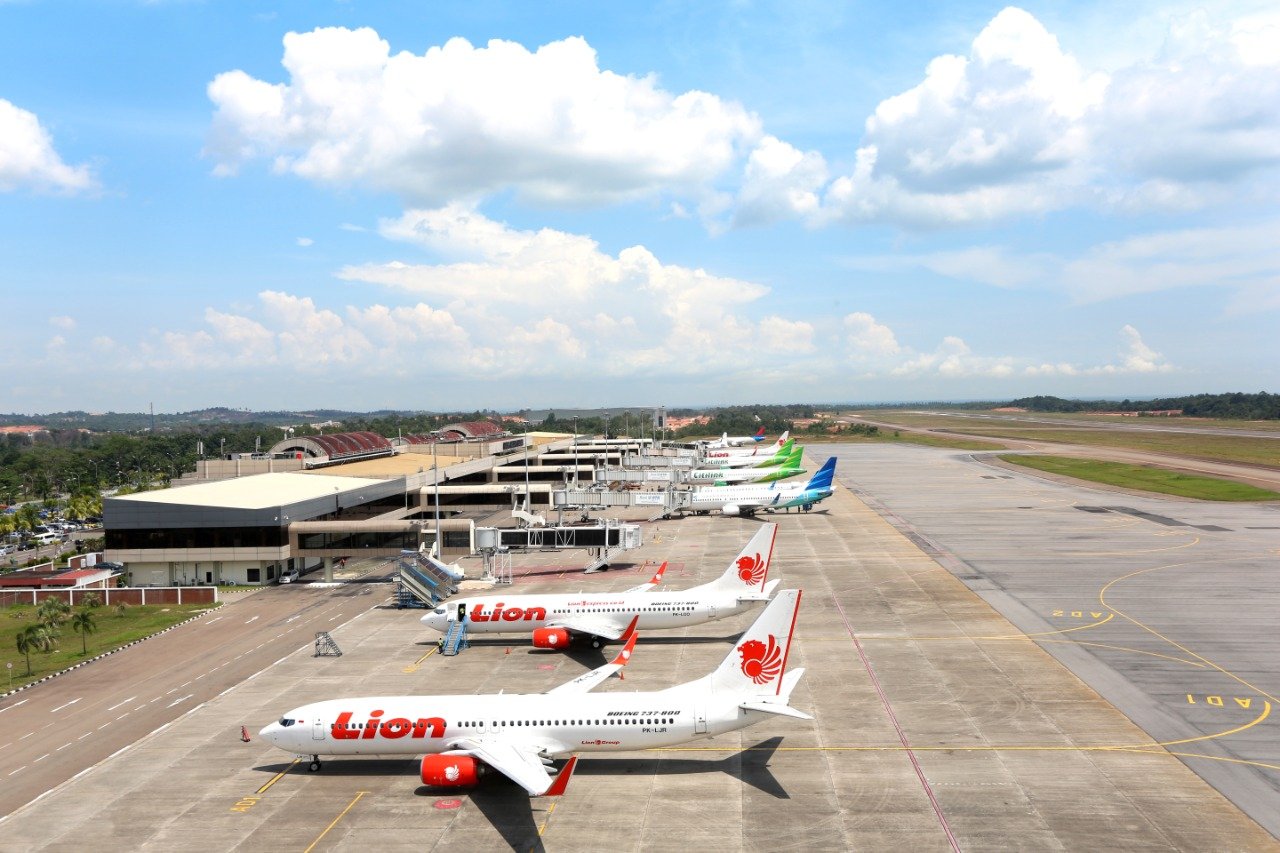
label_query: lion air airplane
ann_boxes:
[701,426,767,448]
[257,588,808,796]
[421,524,780,649]
[703,431,790,459]
[704,438,797,468]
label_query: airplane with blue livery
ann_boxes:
[683,457,838,517]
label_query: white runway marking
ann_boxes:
[0,699,30,715]
[76,733,91,741]
[8,766,25,776]
[50,699,81,713]
[106,697,137,712]
[245,616,259,624]
[166,694,193,708]
[34,754,48,763]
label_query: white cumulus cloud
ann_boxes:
[0,98,96,194]
[206,28,760,207]
[801,6,1280,228]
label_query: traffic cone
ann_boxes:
[505,647,511,655]
[240,726,251,743]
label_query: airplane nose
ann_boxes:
[258,722,279,742]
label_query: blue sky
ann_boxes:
[1,1,1277,414]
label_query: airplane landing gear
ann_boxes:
[308,756,322,772]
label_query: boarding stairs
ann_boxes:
[440,620,469,656]
[314,631,343,657]
[396,550,460,609]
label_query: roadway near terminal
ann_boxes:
[0,448,1276,851]
[0,566,396,818]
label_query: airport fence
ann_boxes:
[0,586,218,608]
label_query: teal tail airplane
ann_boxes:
[684,457,838,516]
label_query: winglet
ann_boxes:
[542,756,578,797]
[611,626,639,665]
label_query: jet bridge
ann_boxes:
[595,467,694,485]
[620,454,695,468]
[551,488,691,521]
[474,519,644,573]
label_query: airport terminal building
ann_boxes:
[102,429,645,586]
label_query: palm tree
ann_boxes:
[38,597,70,632]
[70,609,97,655]
[15,504,39,536]
[15,624,54,676]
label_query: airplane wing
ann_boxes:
[544,613,637,642]
[546,631,638,696]
[443,738,576,796]
[624,561,667,593]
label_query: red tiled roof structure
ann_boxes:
[268,431,394,462]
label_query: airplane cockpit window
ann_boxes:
[279,718,297,727]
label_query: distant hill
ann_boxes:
[0,408,429,432]
[1004,393,1279,419]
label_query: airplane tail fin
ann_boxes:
[709,588,802,696]
[803,457,837,492]
[752,427,766,441]
[705,523,777,593]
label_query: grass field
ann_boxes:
[851,411,1280,467]
[999,455,1280,501]
[2,602,218,691]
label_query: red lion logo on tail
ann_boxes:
[737,634,782,684]
[736,553,766,585]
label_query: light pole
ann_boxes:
[432,440,440,557]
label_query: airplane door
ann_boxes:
[694,701,707,734]
[457,603,467,623]
[312,717,326,741]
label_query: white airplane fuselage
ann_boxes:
[260,688,761,760]
[685,484,833,513]
[426,590,759,636]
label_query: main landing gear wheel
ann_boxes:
[309,756,322,772]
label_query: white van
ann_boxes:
[33,531,61,545]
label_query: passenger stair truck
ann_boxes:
[397,548,464,608]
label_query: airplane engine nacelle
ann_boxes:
[721,504,741,517]
[421,754,483,787]
[532,627,571,649]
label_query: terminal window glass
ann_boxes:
[247,568,261,583]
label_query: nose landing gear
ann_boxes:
[308,755,322,772]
